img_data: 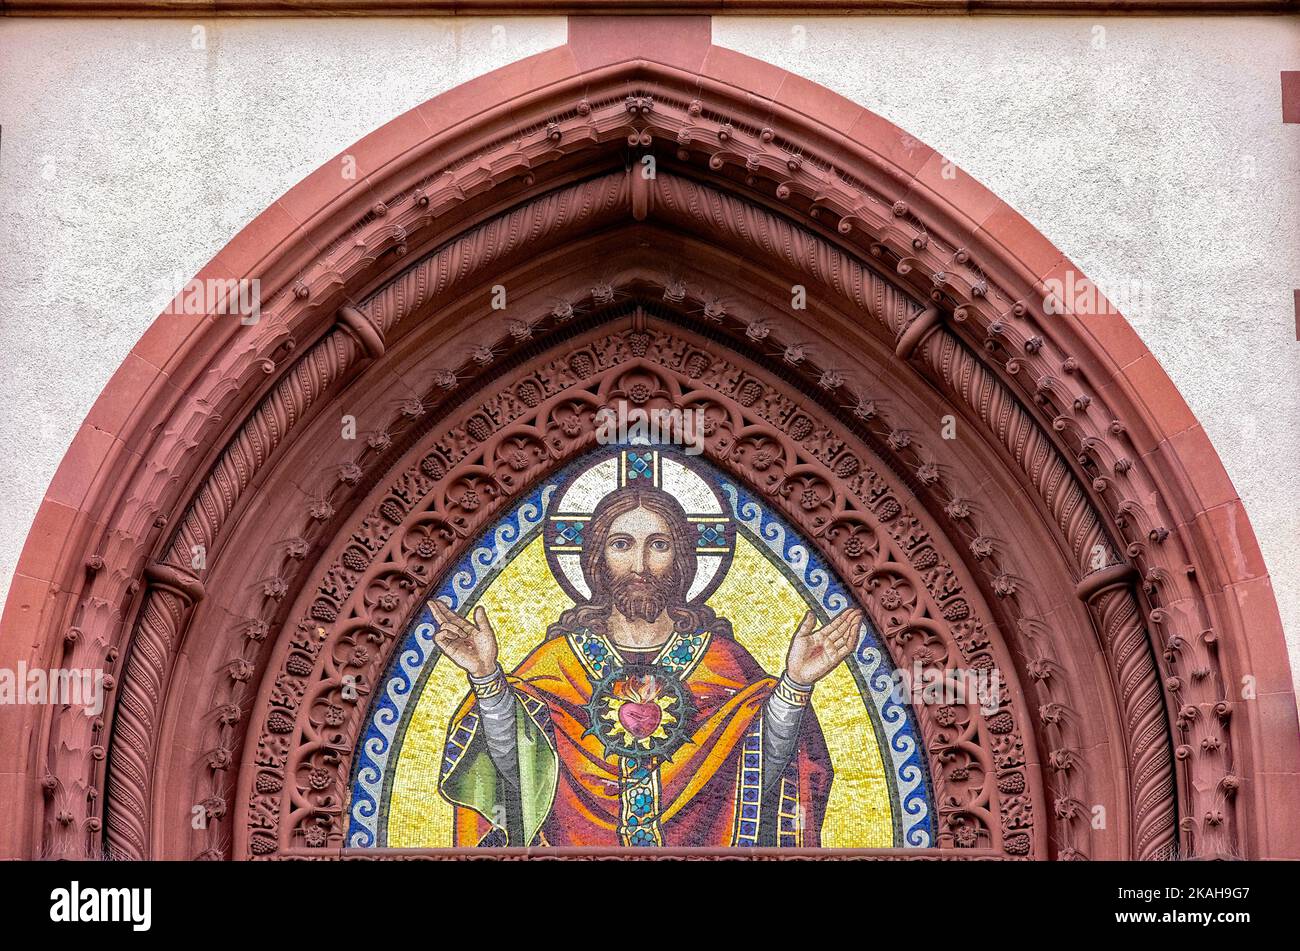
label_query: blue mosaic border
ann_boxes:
[725,481,933,848]
[347,483,553,848]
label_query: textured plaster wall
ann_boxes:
[717,16,1300,690]
[0,15,1296,690]
[0,16,566,613]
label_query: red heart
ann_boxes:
[618,701,662,739]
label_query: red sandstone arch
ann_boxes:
[4,16,1297,861]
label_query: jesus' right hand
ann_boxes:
[429,599,499,679]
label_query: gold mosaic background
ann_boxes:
[386,533,894,847]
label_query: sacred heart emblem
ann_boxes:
[585,664,692,759]
[618,700,663,739]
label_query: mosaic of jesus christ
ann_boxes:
[432,483,862,847]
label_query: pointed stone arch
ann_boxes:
[6,21,1296,861]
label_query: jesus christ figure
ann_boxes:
[432,484,862,848]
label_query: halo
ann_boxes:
[543,446,735,605]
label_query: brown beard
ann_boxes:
[546,484,734,642]
[609,572,671,622]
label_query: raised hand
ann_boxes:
[429,599,499,679]
[785,608,863,686]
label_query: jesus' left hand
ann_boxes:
[784,608,864,686]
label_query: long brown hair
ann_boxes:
[547,485,732,639]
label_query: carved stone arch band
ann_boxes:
[7,30,1296,862]
[248,319,1041,857]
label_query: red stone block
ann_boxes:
[1282,71,1300,124]
[129,310,213,374]
[1163,424,1241,515]
[1197,502,1271,584]
[908,151,1004,234]
[415,68,518,141]
[568,16,711,73]
[773,69,864,133]
[1255,767,1300,858]
[205,200,304,281]
[8,500,77,585]
[700,44,785,102]
[272,153,377,232]
[43,425,121,510]
[1121,352,1199,440]
[0,572,59,651]
[82,352,167,443]
[977,201,1066,283]
[492,46,581,104]
[845,108,935,182]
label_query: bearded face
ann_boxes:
[607,569,672,622]
[592,503,685,623]
[553,484,728,642]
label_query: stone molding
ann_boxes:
[5,26,1295,861]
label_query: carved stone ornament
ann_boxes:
[7,27,1297,863]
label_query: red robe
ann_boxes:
[438,627,832,848]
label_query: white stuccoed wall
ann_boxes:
[714,16,1300,692]
[0,15,567,612]
[0,15,1296,691]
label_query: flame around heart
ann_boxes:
[600,671,678,749]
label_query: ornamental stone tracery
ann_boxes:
[11,46,1292,864]
[246,322,1039,858]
